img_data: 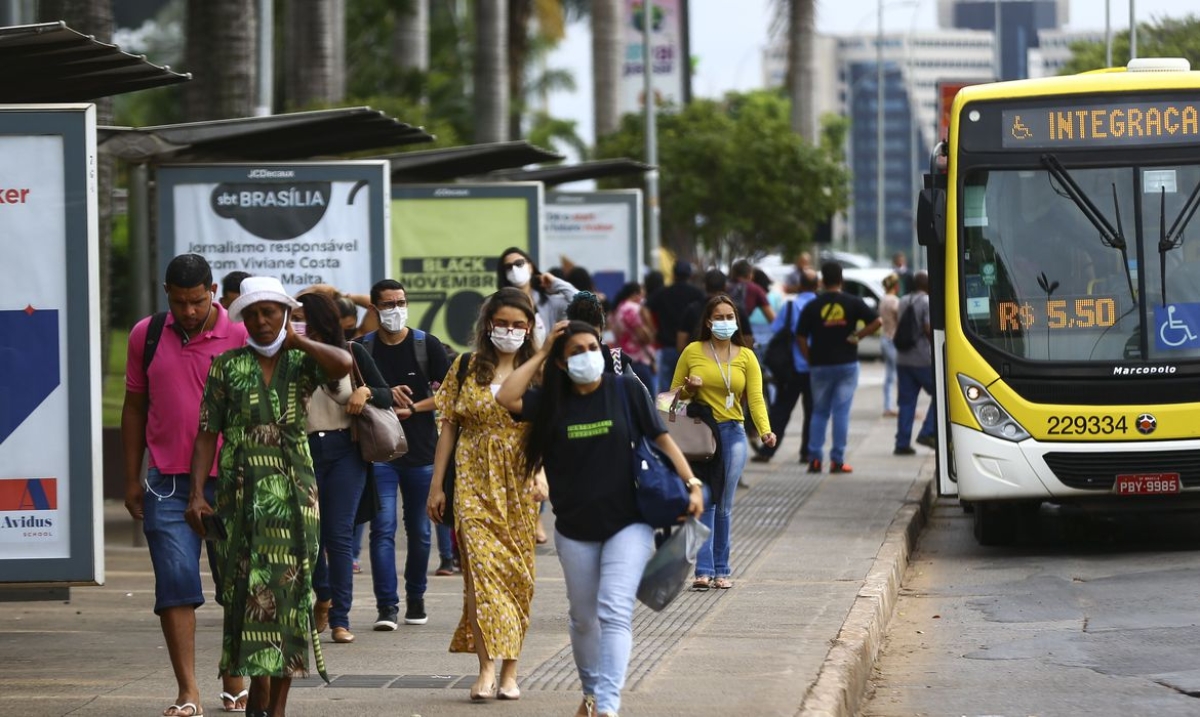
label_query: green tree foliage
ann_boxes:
[595,90,849,263]
[1061,14,1200,74]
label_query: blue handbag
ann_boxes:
[616,376,692,529]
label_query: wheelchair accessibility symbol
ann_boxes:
[1156,304,1200,349]
[1010,115,1033,140]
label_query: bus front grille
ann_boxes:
[1043,450,1200,490]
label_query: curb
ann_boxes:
[798,474,935,717]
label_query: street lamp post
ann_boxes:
[643,2,660,276]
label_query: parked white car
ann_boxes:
[839,268,895,360]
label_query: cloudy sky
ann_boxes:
[546,0,1200,151]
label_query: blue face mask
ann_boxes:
[711,319,738,340]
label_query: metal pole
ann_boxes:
[1105,0,1112,67]
[993,0,1002,79]
[876,0,885,265]
[643,1,660,273]
[1129,0,1137,61]
[255,0,274,116]
[130,164,152,319]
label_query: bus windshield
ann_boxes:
[960,162,1200,363]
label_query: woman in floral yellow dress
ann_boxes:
[428,288,547,702]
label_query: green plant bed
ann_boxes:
[102,328,130,428]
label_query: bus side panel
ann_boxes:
[933,328,957,496]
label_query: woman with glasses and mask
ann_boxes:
[672,294,775,592]
[185,277,352,717]
[427,287,548,702]
[497,320,703,717]
[495,246,578,347]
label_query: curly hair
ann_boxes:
[566,290,606,331]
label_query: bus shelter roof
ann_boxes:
[383,140,564,183]
[483,158,653,186]
[97,107,434,163]
[0,21,189,102]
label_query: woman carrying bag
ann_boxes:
[496,320,703,717]
[671,294,775,591]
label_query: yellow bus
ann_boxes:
[916,58,1200,545]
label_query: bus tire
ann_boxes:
[973,501,1017,546]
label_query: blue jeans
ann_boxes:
[656,346,680,393]
[369,461,434,606]
[896,364,936,448]
[881,336,897,412]
[807,362,860,464]
[556,522,655,716]
[695,421,748,579]
[142,469,218,614]
[308,429,367,629]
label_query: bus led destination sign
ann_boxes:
[1002,102,1200,148]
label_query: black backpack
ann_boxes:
[764,300,797,380]
[893,297,922,352]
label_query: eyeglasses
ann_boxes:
[501,258,528,271]
[490,320,529,335]
[375,300,408,310]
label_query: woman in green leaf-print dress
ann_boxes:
[186,280,351,717]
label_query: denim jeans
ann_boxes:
[807,362,860,464]
[881,336,898,413]
[369,461,434,606]
[308,429,367,629]
[656,346,680,393]
[695,421,748,579]
[896,364,936,449]
[556,522,655,716]
[142,470,218,614]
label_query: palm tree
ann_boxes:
[772,0,816,141]
[591,0,621,140]
[475,0,509,143]
[393,0,429,76]
[285,0,346,109]
[37,0,116,375]
[184,0,257,120]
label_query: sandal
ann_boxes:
[691,577,712,591]
[218,689,249,713]
[165,703,204,717]
[714,577,733,589]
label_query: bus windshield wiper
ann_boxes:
[1157,179,1200,306]
[1040,154,1137,303]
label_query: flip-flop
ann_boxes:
[218,689,249,713]
[165,704,204,717]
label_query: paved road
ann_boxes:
[864,499,1200,717]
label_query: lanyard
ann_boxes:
[709,340,735,409]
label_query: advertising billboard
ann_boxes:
[620,0,686,115]
[156,162,390,303]
[543,190,643,300]
[391,184,542,353]
[0,105,102,584]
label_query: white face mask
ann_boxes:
[711,319,738,340]
[379,306,407,333]
[247,319,288,357]
[566,349,605,385]
[490,328,527,354]
[506,262,532,287]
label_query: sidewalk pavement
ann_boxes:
[0,362,934,717]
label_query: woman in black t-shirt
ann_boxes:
[496,321,703,717]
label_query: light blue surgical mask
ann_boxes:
[566,349,606,385]
[711,319,738,340]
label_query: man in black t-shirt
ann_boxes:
[646,261,706,390]
[796,262,882,475]
[357,279,452,630]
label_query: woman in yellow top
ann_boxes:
[672,294,775,590]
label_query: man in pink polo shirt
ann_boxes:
[122,254,249,717]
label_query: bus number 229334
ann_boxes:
[1046,415,1128,435]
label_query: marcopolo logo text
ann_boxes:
[1112,365,1177,375]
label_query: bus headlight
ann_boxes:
[956,374,1030,442]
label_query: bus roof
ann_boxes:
[953,61,1200,110]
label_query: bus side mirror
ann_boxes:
[916,187,946,247]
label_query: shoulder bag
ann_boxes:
[654,389,717,462]
[349,348,408,462]
[637,516,711,611]
[618,376,693,529]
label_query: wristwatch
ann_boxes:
[686,478,703,489]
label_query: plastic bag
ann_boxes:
[636,517,712,611]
